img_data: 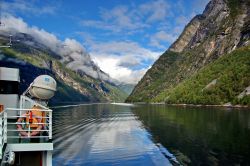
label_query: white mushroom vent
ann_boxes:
[29,75,57,100]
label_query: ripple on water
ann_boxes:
[53,104,172,166]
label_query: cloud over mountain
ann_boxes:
[0,15,111,82]
[89,41,161,84]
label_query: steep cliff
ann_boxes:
[127,0,250,105]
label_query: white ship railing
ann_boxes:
[5,108,52,139]
[0,108,52,159]
[0,111,7,159]
[20,95,48,110]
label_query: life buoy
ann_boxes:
[17,106,43,137]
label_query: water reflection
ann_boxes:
[53,104,171,166]
[53,104,250,166]
[132,105,250,165]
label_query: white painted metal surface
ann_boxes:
[42,151,52,166]
[0,67,20,82]
[0,67,20,118]
[7,143,53,152]
[0,95,19,118]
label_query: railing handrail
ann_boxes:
[8,122,52,125]
[0,107,53,142]
[0,111,7,159]
[5,108,52,112]
[7,116,51,119]
[20,95,48,110]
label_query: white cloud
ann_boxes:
[118,55,141,68]
[150,31,177,49]
[81,0,171,33]
[81,5,147,33]
[92,55,149,84]
[90,41,160,61]
[89,41,161,84]
[100,6,144,30]
[1,15,60,52]
[2,0,56,16]
[176,16,190,26]
[139,0,170,22]
[81,20,118,32]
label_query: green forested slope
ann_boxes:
[154,46,250,105]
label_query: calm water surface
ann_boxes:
[52,104,250,166]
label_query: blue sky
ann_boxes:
[2,0,209,83]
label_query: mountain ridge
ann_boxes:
[126,0,250,105]
[0,32,128,104]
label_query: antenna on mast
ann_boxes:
[0,0,20,48]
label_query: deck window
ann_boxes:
[0,80,19,94]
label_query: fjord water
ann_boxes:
[53,104,250,165]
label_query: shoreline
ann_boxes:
[131,102,250,108]
[50,102,250,109]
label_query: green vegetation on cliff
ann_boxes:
[127,45,250,105]
[126,51,183,102]
[154,46,250,105]
[227,0,240,17]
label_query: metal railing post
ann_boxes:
[49,111,52,140]
[3,112,7,143]
[0,114,2,137]
[0,113,2,159]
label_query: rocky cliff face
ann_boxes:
[127,0,250,104]
[169,15,202,53]
[171,0,248,61]
[51,62,90,96]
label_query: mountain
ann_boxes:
[116,83,135,95]
[126,0,250,105]
[0,32,127,105]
